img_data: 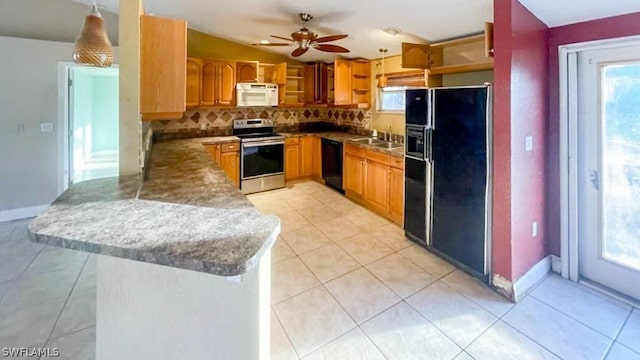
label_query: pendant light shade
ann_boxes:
[73,4,113,67]
[378,48,388,88]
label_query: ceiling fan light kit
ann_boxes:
[253,12,350,57]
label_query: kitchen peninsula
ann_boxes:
[28,138,279,360]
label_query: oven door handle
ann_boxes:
[242,141,285,148]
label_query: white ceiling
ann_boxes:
[518,0,640,28]
[71,0,493,62]
[69,0,640,61]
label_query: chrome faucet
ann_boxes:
[386,125,392,142]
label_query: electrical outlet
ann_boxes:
[40,122,54,133]
[525,136,533,152]
[200,123,207,131]
[532,221,538,237]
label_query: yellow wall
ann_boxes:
[369,55,406,135]
[187,29,301,65]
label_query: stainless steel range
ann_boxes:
[233,119,285,194]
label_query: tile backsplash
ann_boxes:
[151,106,371,136]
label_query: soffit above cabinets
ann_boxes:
[518,0,640,28]
[68,0,493,62]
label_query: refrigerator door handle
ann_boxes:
[425,128,432,162]
[405,154,426,162]
[429,89,436,130]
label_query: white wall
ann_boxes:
[0,36,118,217]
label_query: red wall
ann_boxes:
[493,0,549,282]
[546,12,640,256]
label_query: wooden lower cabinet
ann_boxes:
[343,153,365,198]
[285,139,300,181]
[388,166,404,224]
[312,136,322,180]
[204,143,240,187]
[299,136,314,177]
[364,160,390,215]
[343,147,404,225]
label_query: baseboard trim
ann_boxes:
[0,204,49,222]
[551,255,561,274]
[492,255,552,302]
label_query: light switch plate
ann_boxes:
[532,221,538,237]
[525,136,533,151]
[40,122,54,132]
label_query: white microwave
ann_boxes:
[236,83,279,107]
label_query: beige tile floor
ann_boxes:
[0,179,639,359]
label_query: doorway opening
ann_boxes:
[61,64,119,189]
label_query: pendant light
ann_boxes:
[378,48,388,88]
[73,3,113,67]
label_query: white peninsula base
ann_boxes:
[95,251,271,360]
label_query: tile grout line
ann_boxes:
[40,253,91,359]
[528,284,632,340]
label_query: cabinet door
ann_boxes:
[205,144,221,163]
[334,59,352,105]
[389,166,404,223]
[220,151,240,187]
[312,136,322,178]
[236,61,258,83]
[304,64,316,105]
[274,63,287,85]
[364,160,389,214]
[140,15,187,115]
[186,57,202,107]
[200,60,216,106]
[285,144,300,180]
[401,42,430,69]
[299,136,313,177]
[343,153,364,197]
[218,61,236,105]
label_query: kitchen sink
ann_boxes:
[350,138,385,145]
[373,142,404,149]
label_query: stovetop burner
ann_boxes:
[232,119,283,142]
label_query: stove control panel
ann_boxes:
[233,118,273,129]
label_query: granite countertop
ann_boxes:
[279,131,405,158]
[200,136,240,145]
[28,138,280,277]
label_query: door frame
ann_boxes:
[57,62,119,194]
[559,35,640,282]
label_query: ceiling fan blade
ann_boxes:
[270,35,294,42]
[313,44,350,53]
[252,43,292,46]
[313,34,348,43]
[291,47,309,57]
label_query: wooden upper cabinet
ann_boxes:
[236,61,258,83]
[401,42,430,69]
[140,15,187,119]
[304,64,316,104]
[485,22,495,58]
[334,59,352,105]
[274,63,287,85]
[200,59,216,106]
[351,60,371,106]
[218,61,236,105]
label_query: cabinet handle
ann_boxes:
[228,146,234,149]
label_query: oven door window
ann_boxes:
[242,143,284,179]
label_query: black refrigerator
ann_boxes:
[403,85,491,279]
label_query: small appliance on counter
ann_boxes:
[236,83,278,107]
[232,119,285,194]
[403,85,492,279]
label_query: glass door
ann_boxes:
[577,45,640,300]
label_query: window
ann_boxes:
[378,86,408,112]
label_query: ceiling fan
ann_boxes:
[252,13,350,57]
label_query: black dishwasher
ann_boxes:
[321,138,344,193]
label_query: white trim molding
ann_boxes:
[0,205,49,222]
[551,255,562,274]
[492,256,552,302]
[558,34,640,283]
